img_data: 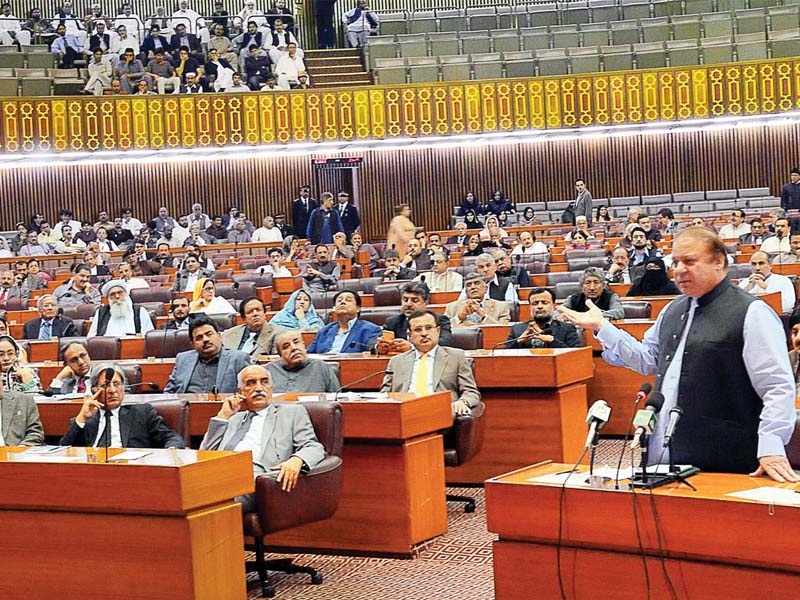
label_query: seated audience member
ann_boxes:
[107,218,135,248]
[171,254,215,292]
[209,23,237,64]
[506,288,581,349]
[157,226,182,249]
[82,250,111,283]
[459,192,484,218]
[190,278,237,316]
[426,233,449,259]
[446,223,469,248]
[204,48,235,91]
[482,214,509,239]
[252,216,284,243]
[152,243,176,268]
[267,331,339,393]
[568,230,590,251]
[186,203,211,229]
[415,251,462,293]
[284,236,307,261]
[54,224,86,254]
[270,289,325,331]
[0,269,29,305]
[182,244,214,270]
[95,226,119,253]
[463,252,517,303]
[260,247,292,277]
[493,249,531,288]
[54,264,102,307]
[350,231,379,271]
[738,251,796,313]
[27,259,51,284]
[23,294,78,340]
[0,364,44,445]
[267,17,302,62]
[331,231,354,260]
[161,296,191,330]
[380,248,415,282]
[87,280,155,337]
[200,364,325,511]
[629,226,659,273]
[307,290,381,354]
[124,248,162,276]
[46,342,93,395]
[274,42,306,90]
[739,218,773,246]
[761,217,791,255]
[788,309,800,394]
[380,310,480,417]
[400,237,431,273]
[605,246,632,284]
[75,221,98,245]
[487,190,514,216]
[18,230,53,256]
[244,43,270,90]
[626,257,680,297]
[222,297,283,357]
[637,214,662,243]
[562,267,625,320]
[774,233,800,265]
[0,336,41,393]
[118,262,149,292]
[164,315,252,393]
[594,206,611,224]
[462,234,483,257]
[206,215,228,241]
[445,272,511,327]
[564,216,592,241]
[302,244,340,293]
[227,219,252,244]
[59,363,185,448]
[15,260,46,292]
[377,282,453,354]
[718,209,751,239]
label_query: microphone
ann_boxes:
[490,333,528,354]
[583,399,611,450]
[630,391,665,450]
[56,307,64,320]
[100,366,115,464]
[211,385,219,401]
[348,340,375,351]
[635,381,652,404]
[334,369,393,403]
[125,381,160,392]
[662,406,683,448]
[419,274,425,284]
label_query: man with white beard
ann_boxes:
[87,280,154,338]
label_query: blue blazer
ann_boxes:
[308,319,382,354]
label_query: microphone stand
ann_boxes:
[334,369,393,403]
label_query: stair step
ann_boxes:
[313,72,373,83]
[304,49,362,60]
[314,79,373,88]
[308,64,365,74]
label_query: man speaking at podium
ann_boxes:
[560,227,798,482]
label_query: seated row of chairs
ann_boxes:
[375,0,787,37]
[0,67,85,97]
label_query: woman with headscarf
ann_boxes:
[626,257,680,297]
[463,210,481,230]
[0,335,40,393]
[386,204,416,258]
[462,234,483,257]
[481,214,509,239]
[458,191,484,217]
[190,278,237,315]
[270,289,325,331]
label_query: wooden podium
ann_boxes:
[486,462,800,599]
[0,447,253,600]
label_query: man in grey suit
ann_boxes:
[221,297,284,358]
[574,178,593,224]
[46,342,93,395]
[170,254,215,293]
[200,364,325,511]
[1,379,45,446]
[380,310,480,418]
[164,315,252,394]
[0,270,29,306]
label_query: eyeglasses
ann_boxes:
[410,325,437,334]
[66,352,89,364]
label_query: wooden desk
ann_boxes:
[36,392,453,557]
[0,447,252,600]
[486,462,800,599]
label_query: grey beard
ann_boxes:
[109,300,129,319]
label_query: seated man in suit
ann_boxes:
[221,297,284,357]
[0,375,45,446]
[506,288,581,349]
[376,281,453,355]
[493,249,531,288]
[445,272,511,327]
[378,249,415,282]
[446,222,468,248]
[200,364,325,511]
[170,254,215,292]
[164,315,252,393]
[0,269,30,306]
[381,310,480,417]
[46,342,93,395]
[60,363,185,448]
[267,331,339,394]
[307,290,382,354]
[22,294,79,340]
[160,296,191,330]
[54,264,102,308]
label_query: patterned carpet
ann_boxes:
[246,486,495,600]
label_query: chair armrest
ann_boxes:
[445,402,486,466]
[253,456,343,534]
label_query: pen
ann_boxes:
[554,469,576,476]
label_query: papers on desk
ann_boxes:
[14,455,82,463]
[726,487,800,507]
[107,450,152,462]
[300,392,392,403]
[23,445,70,454]
[528,466,634,487]
[34,393,85,402]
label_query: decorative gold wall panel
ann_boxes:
[1,59,799,155]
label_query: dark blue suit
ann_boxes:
[307,319,382,354]
[336,202,361,241]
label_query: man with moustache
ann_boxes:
[266,330,339,393]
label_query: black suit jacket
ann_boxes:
[59,403,185,448]
[291,197,318,238]
[383,312,454,347]
[169,33,201,54]
[90,264,111,283]
[506,319,581,349]
[336,203,360,238]
[22,316,78,340]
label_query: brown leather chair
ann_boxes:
[120,364,142,387]
[622,301,652,319]
[130,287,176,305]
[234,273,274,289]
[148,400,190,447]
[373,283,402,306]
[444,401,486,512]
[450,327,483,350]
[239,257,270,271]
[86,336,121,360]
[554,281,581,300]
[143,329,192,358]
[243,401,344,597]
[217,281,256,300]
[358,307,400,327]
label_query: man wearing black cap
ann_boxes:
[781,167,800,211]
